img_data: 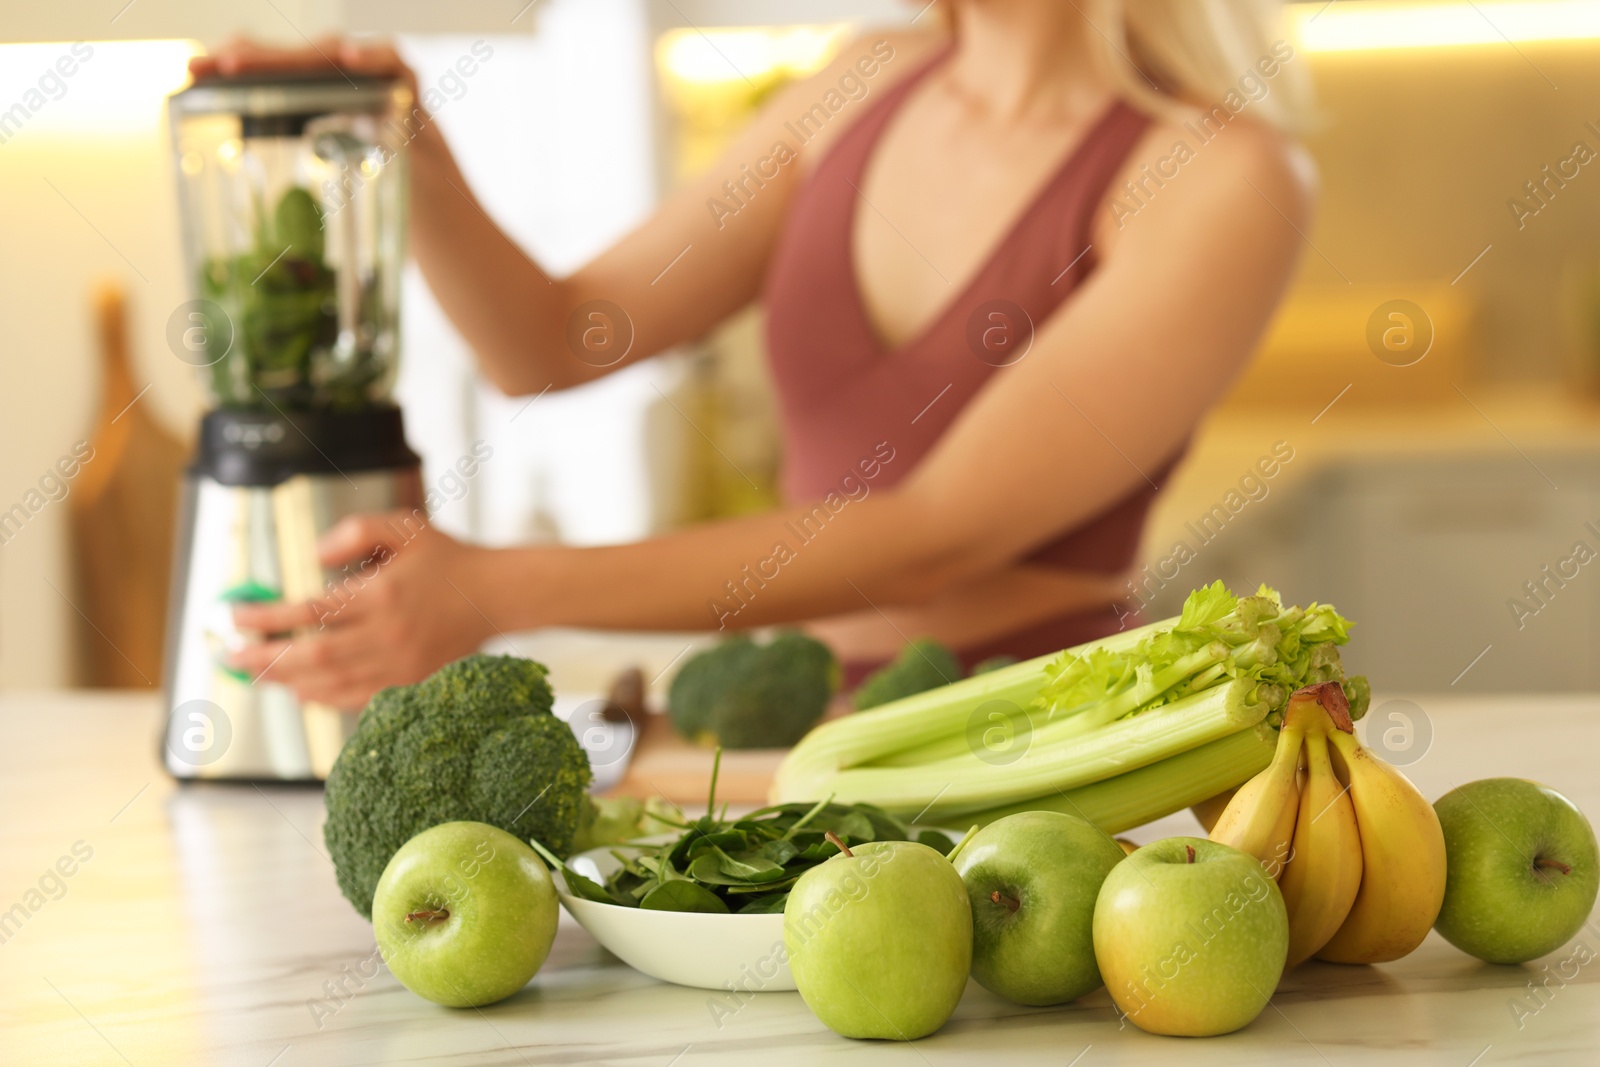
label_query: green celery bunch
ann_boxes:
[770,581,1367,830]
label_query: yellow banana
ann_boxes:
[1316,728,1447,964]
[1191,787,1237,834]
[1279,730,1363,967]
[1209,724,1302,879]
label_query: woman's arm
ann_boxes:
[233,118,1311,705]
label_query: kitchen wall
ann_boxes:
[0,40,199,688]
[1283,38,1600,388]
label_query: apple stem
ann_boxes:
[989,889,1021,914]
[1534,857,1572,876]
[405,909,450,923]
[825,830,853,858]
[1185,845,1196,864]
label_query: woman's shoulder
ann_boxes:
[1141,106,1314,210]
[1094,104,1316,252]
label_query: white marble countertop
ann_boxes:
[2,690,1597,1066]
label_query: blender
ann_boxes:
[163,74,421,781]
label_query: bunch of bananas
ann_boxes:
[1207,681,1447,968]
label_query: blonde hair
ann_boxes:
[1088,0,1312,131]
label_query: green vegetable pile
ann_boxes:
[323,654,593,919]
[667,631,838,748]
[537,753,952,915]
[200,185,391,409]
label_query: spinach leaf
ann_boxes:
[757,838,799,867]
[711,848,788,883]
[735,892,792,915]
[528,838,617,905]
[639,880,730,913]
[807,810,875,841]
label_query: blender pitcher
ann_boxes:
[163,73,422,781]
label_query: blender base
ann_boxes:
[162,407,423,781]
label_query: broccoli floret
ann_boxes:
[667,631,838,748]
[322,654,592,919]
[853,638,963,711]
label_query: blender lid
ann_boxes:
[170,73,404,131]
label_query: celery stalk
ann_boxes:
[789,677,1271,816]
[772,652,1051,799]
[773,617,1170,798]
[871,639,1230,769]
[942,725,1275,832]
[1026,641,1232,745]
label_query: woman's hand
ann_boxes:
[189,36,418,97]
[228,513,497,710]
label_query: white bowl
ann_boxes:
[556,840,794,991]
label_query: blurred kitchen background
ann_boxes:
[3,0,1599,695]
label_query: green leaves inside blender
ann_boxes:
[201,185,383,410]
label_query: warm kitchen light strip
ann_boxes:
[658,24,851,85]
[0,39,198,135]
[1292,0,1600,51]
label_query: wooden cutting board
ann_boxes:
[67,282,187,688]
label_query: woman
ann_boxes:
[217,0,1313,709]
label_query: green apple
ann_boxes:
[784,839,971,1040]
[373,821,559,1007]
[1093,837,1286,1037]
[1434,778,1599,964]
[952,811,1125,1005]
